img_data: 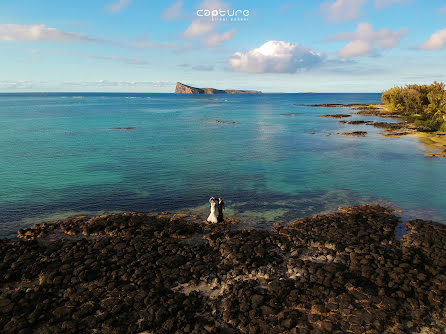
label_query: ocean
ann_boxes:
[1,92,445,237]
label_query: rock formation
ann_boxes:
[1,205,445,333]
[174,82,261,94]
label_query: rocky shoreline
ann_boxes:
[1,205,445,333]
[304,103,446,157]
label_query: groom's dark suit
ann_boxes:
[217,200,225,222]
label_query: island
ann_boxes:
[174,82,261,94]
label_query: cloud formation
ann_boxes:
[0,24,94,42]
[374,0,409,9]
[162,0,184,20]
[204,30,236,47]
[182,0,236,47]
[320,0,367,23]
[183,20,215,39]
[0,23,190,55]
[418,28,446,50]
[228,41,324,73]
[438,5,446,14]
[105,0,132,13]
[0,80,32,89]
[327,22,408,57]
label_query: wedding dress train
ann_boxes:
[207,202,218,223]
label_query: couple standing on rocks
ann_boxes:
[207,196,225,223]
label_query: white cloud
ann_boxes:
[182,0,226,39]
[374,0,410,9]
[162,0,184,20]
[0,24,94,42]
[0,80,32,89]
[0,24,188,54]
[204,30,236,47]
[105,0,132,13]
[182,0,235,47]
[320,0,367,23]
[228,41,324,73]
[327,22,408,57]
[418,28,446,50]
[183,20,216,39]
[438,5,446,14]
[338,40,372,57]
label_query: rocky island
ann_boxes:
[175,82,261,94]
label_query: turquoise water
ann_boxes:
[1,93,445,237]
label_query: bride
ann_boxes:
[207,197,218,223]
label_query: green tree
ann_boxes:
[381,82,446,131]
[426,90,446,120]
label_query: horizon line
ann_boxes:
[0,91,383,94]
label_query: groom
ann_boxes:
[217,197,225,222]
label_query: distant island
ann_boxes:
[174,82,261,94]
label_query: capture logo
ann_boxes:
[196,8,250,22]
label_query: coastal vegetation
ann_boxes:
[381,82,446,131]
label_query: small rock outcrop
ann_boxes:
[318,114,352,119]
[174,82,261,94]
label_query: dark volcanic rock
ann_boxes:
[339,120,373,125]
[111,127,135,130]
[215,120,238,124]
[368,122,406,130]
[318,114,352,119]
[1,205,445,334]
[339,131,367,137]
[295,103,366,108]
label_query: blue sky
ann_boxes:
[1,0,446,92]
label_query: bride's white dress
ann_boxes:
[207,202,218,223]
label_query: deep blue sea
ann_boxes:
[1,93,445,237]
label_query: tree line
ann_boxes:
[381,82,446,131]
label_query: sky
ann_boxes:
[1,0,446,93]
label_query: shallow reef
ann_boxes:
[338,131,367,137]
[1,205,445,334]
